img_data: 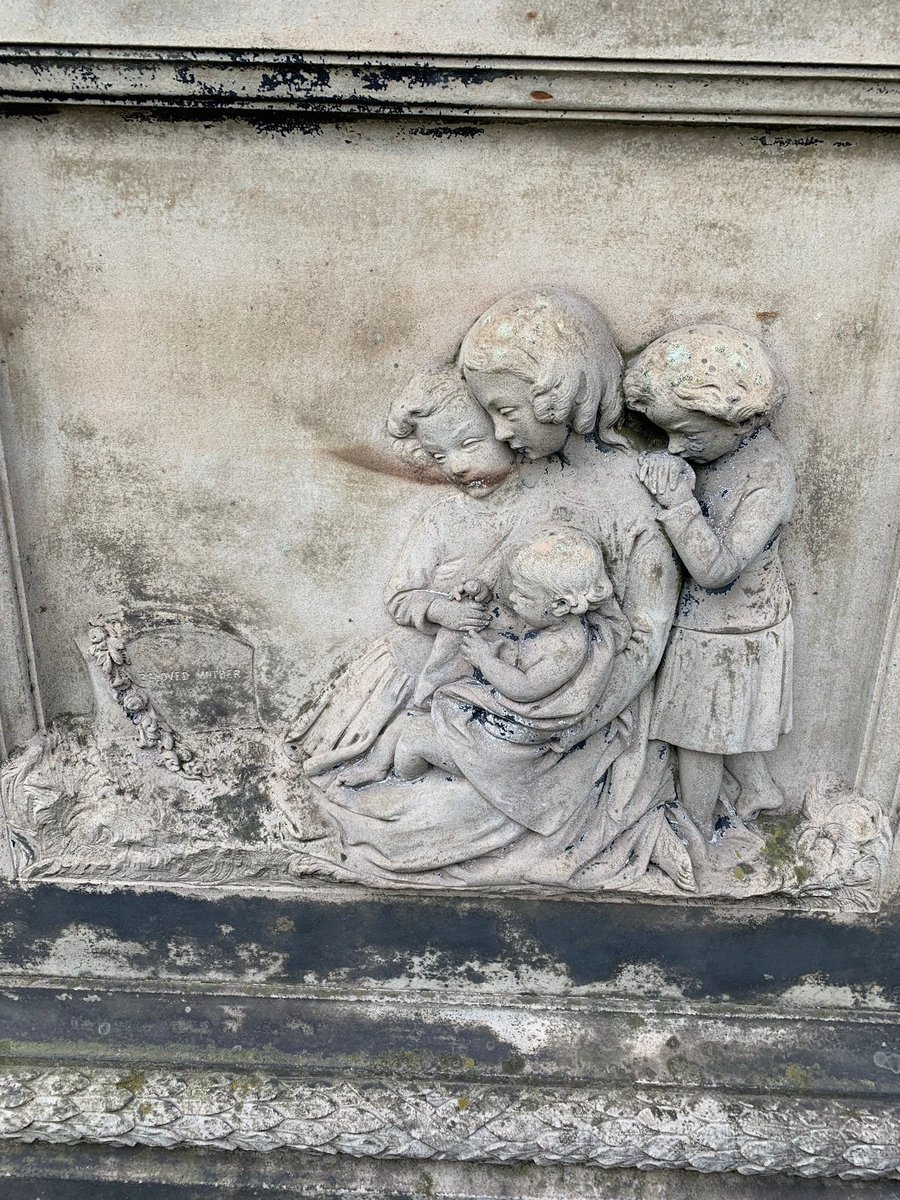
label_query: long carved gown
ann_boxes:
[291,435,685,892]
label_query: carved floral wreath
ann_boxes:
[87,618,206,778]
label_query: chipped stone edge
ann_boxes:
[1,1065,899,1179]
[0,46,899,127]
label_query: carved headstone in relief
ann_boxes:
[126,624,259,733]
[0,289,893,910]
[0,609,330,886]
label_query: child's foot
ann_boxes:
[392,713,456,781]
[652,817,697,892]
[336,756,391,788]
[336,724,402,788]
[735,777,785,820]
[727,752,786,820]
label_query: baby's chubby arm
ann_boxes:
[462,624,587,702]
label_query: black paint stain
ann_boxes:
[1,884,900,1004]
[408,125,485,139]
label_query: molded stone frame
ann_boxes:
[0,43,899,1184]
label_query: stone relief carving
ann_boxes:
[87,618,206,776]
[0,1064,898,1178]
[0,291,892,909]
[0,609,326,886]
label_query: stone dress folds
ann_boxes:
[648,426,796,755]
[291,443,686,891]
[286,481,531,775]
[650,616,793,754]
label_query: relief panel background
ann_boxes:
[0,0,896,66]
[0,107,897,807]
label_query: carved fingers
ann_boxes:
[639,450,677,493]
[427,595,491,631]
[638,451,695,508]
[462,631,495,664]
[455,578,492,604]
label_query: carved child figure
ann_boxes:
[387,363,516,504]
[393,527,631,810]
[625,324,796,842]
[385,364,516,708]
[461,529,621,709]
[297,365,515,783]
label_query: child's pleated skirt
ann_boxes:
[649,615,793,754]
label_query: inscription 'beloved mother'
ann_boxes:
[138,669,246,685]
[126,626,259,733]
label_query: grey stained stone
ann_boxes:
[0,286,892,907]
[0,0,897,66]
[0,20,897,1195]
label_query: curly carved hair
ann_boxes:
[624,324,786,426]
[386,364,473,440]
[507,527,613,613]
[458,288,626,446]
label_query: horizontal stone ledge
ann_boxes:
[0,46,898,127]
[0,1063,898,1177]
[3,981,900,1101]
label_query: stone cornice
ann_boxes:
[1,975,899,1176]
[0,46,898,127]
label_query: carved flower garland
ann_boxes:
[87,619,205,777]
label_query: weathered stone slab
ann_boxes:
[0,1,896,66]
[0,16,898,1192]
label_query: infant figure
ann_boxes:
[393,526,630,785]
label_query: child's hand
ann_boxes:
[462,631,498,667]
[476,628,508,655]
[426,596,490,631]
[455,579,492,605]
[639,451,695,508]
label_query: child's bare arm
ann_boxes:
[424,594,491,630]
[662,489,787,588]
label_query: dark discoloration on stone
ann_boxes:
[209,759,271,843]
[327,442,449,485]
[0,977,897,1099]
[1,885,900,1005]
[408,125,486,138]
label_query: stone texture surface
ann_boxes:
[2,51,895,129]
[3,287,892,902]
[0,876,898,1181]
[6,1141,900,1199]
[0,6,898,1192]
[1,1064,900,1178]
[0,108,897,810]
[0,0,897,66]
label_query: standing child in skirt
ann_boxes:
[624,324,796,842]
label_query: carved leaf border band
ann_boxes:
[0,1065,898,1179]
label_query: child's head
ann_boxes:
[504,527,613,628]
[387,364,515,497]
[459,288,625,461]
[624,324,785,462]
